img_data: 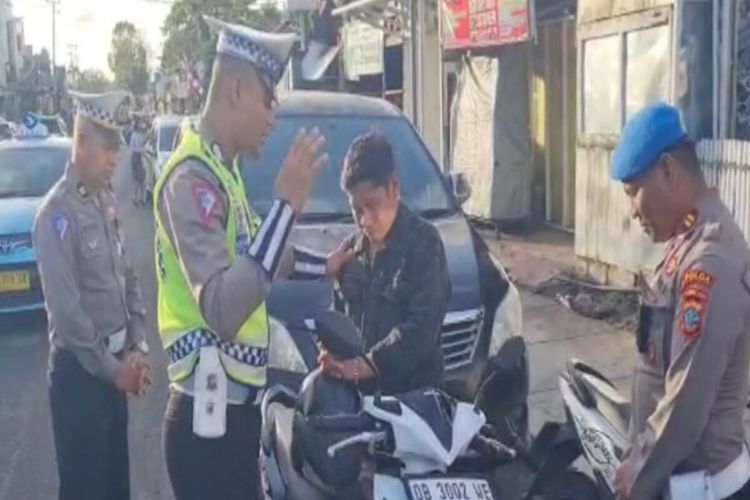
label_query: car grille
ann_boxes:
[442,309,484,371]
[0,262,43,310]
[0,233,32,256]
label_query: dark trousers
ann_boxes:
[48,348,130,500]
[727,477,750,499]
[163,389,262,500]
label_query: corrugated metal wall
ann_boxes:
[699,139,750,241]
[575,139,750,277]
[574,145,663,274]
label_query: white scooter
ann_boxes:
[551,360,750,500]
[530,359,630,500]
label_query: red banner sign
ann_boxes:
[442,0,531,49]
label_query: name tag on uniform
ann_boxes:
[193,346,228,438]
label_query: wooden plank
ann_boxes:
[562,19,572,228]
[544,26,553,222]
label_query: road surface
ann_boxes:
[0,151,173,500]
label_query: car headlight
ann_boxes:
[268,317,308,374]
[488,253,524,357]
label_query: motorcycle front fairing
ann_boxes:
[559,362,631,492]
[363,389,486,474]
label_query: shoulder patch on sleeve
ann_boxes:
[679,300,705,339]
[52,214,68,240]
[681,269,715,291]
[191,180,220,226]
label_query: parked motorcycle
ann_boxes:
[531,359,630,500]
[260,311,597,500]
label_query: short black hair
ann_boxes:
[341,131,396,191]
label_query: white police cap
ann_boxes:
[204,16,296,86]
[69,90,132,132]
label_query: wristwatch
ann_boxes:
[135,340,150,355]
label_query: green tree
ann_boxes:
[108,21,150,95]
[74,69,113,93]
[160,0,283,73]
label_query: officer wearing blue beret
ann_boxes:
[612,102,750,500]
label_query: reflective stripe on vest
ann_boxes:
[154,125,268,387]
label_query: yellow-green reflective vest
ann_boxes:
[154,126,268,387]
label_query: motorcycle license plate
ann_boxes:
[406,477,494,500]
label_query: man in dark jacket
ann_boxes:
[318,131,452,394]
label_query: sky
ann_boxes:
[13,0,172,74]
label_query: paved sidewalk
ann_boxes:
[518,289,636,432]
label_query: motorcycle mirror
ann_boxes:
[312,310,363,359]
[310,311,384,399]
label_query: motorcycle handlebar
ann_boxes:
[327,430,388,458]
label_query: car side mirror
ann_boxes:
[447,172,471,205]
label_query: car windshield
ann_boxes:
[0,145,69,198]
[159,124,178,152]
[243,115,455,219]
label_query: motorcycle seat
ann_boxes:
[568,362,631,439]
[269,403,328,500]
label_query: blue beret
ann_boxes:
[611,102,687,182]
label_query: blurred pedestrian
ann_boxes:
[130,118,147,206]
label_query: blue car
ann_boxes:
[0,132,70,312]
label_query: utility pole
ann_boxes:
[408,0,422,132]
[408,0,421,131]
[47,0,60,112]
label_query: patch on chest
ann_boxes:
[52,214,68,240]
[107,204,117,221]
[665,255,679,276]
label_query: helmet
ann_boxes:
[292,367,365,495]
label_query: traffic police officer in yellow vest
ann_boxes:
[34,90,151,500]
[154,17,350,500]
[611,103,750,499]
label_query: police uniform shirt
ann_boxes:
[33,164,148,380]
[156,132,328,346]
[626,188,750,498]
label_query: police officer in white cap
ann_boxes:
[33,90,151,500]
[154,17,350,500]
